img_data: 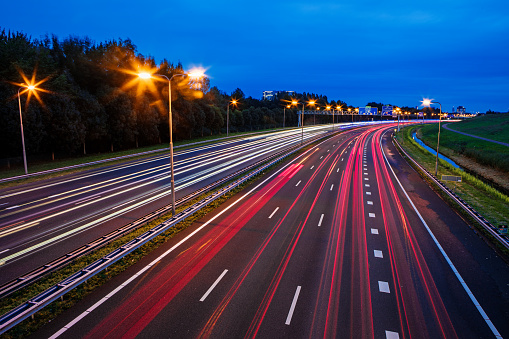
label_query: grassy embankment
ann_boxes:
[395,122,509,235]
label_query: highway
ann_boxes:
[0,125,339,284]
[35,124,509,338]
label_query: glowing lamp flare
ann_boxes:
[421,98,433,107]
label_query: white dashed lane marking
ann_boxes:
[378,281,390,293]
[374,250,383,258]
[268,207,279,219]
[371,228,379,234]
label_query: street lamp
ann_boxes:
[292,99,315,144]
[138,68,205,215]
[422,98,442,177]
[226,99,237,137]
[17,85,35,174]
[283,104,290,128]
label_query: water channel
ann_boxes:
[412,132,461,169]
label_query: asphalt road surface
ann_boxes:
[33,124,509,338]
[0,125,336,284]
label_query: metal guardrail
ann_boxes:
[0,134,314,299]
[393,136,509,250]
[0,129,332,334]
[0,128,300,184]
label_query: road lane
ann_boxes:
[33,124,509,339]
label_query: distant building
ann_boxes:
[263,90,295,101]
[456,106,466,114]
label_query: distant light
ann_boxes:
[292,100,298,105]
[139,72,152,79]
[309,100,316,105]
[231,99,237,105]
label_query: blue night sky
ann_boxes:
[2,0,508,112]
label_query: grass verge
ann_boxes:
[395,125,509,255]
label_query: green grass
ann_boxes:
[447,113,509,144]
[396,125,509,233]
[416,123,509,173]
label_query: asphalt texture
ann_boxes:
[29,124,509,339]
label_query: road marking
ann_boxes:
[5,205,20,210]
[374,250,383,258]
[380,129,503,339]
[327,149,330,152]
[378,281,390,293]
[320,156,323,159]
[337,168,340,172]
[269,207,279,219]
[369,213,375,218]
[371,228,379,234]
[286,286,301,325]
[365,184,370,187]
[0,249,10,255]
[296,180,301,187]
[367,201,373,205]
[341,158,344,161]
[366,192,371,195]
[364,178,369,181]
[386,330,400,339]
[74,196,101,205]
[310,165,315,170]
[330,184,334,191]
[200,269,228,302]
[318,214,324,226]
[364,172,368,175]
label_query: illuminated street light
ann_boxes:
[227,99,238,137]
[138,68,206,215]
[283,104,290,128]
[292,99,316,144]
[421,98,442,177]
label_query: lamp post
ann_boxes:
[292,99,314,144]
[139,69,205,215]
[283,105,290,128]
[421,99,442,177]
[17,86,34,175]
[226,99,237,137]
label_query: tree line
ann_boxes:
[1,29,363,166]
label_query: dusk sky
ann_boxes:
[2,0,508,112]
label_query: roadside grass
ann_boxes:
[395,125,509,235]
[0,127,294,188]
[446,113,509,144]
[416,123,509,173]
[0,138,318,339]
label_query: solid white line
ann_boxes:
[374,250,383,258]
[318,214,324,227]
[200,269,228,302]
[380,130,502,338]
[330,184,334,191]
[378,281,390,293]
[286,286,301,325]
[268,207,279,219]
[296,180,301,187]
[371,228,379,234]
[386,330,400,339]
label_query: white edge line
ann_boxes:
[200,269,228,302]
[380,130,502,339]
[285,286,301,325]
[49,147,314,338]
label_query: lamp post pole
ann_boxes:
[17,87,28,175]
[301,103,304,144]
[434,102,442,177]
